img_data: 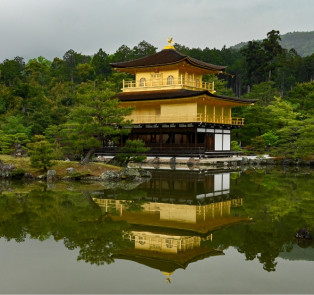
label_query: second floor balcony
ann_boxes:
[125,113,244,126]
[122,77,215,93]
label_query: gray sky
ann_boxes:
[0,0,313,62]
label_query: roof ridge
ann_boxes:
[110,49,226,71]
[110,49,186,67]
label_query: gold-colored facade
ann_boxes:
[121,96,244,125]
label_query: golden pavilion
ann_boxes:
[110,38,256,157]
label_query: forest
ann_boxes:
[0,29,313,163]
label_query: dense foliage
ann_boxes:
[0,32,313,160]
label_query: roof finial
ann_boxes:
[163,37,175,50]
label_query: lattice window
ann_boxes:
[167,75,174,85]
[139,78,146,87]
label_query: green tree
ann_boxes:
[116,139,149,166]
[294,116,314,158]
[241,41,267,86]
[231,140,242,152]
[112,45,133,62]
[2,115,32,137]
[262,30,285,81]
[75,63,95,83]
[59,82,133,164]
[63,49,91,83]
[91,48,111,79]
[51,57,67,82]
[276,116,314,158]
[262,130,279,147]
[25,56,51,86]
[27,135,56,171]
[285,81,314,115]
[234,95,296,147]
[202,74,234,96]
[0,56,25,86]
[0,131,15,154]
[132,40,157,59]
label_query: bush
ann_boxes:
[231,141,242,151]
[10,168,26,179]
[116,140,149,166]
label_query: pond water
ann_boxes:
[0,167,313,294]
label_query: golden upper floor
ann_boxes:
[110,47,225,93]
[122,69,216,93]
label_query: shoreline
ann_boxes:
[1,154,313,182]
[101,155,314,169]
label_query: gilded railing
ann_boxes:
[126,113,244,125]
[123,79,215,93]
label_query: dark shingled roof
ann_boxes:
[115,89,257,104]
[114,248,223,273]
[110,49,226,72]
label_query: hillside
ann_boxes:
[231,31,314,57]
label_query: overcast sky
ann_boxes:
[0,0,313,62]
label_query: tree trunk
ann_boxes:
[268,69,272,81]
[80,148,96,165]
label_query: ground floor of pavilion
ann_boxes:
[100,123,242,158]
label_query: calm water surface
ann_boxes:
[0,167,313,294]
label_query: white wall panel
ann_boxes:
[214,174,222,191]
[215,134,223,151]
[223,134,231,151]
[222,173,230,190]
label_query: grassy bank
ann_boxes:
[0,155,120,178]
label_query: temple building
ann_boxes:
[110,38,256,157]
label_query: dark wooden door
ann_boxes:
[205,134,214,151]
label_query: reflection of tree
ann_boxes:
[68,217,132,265]
[202,169,314,272]
[0,189,131,265]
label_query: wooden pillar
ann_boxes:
[159,127,162,152]
[213,106,216,123]
[229,108,232,124]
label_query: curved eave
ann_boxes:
[114,248,223,273]
[115,89,257,105]
[210,93,257,104]
[186,56,226,72]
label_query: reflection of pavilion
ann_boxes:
[93,171,248,234]
[138,170,232,203]
[93,171,250,279]
[116,230,223,280]
[93,198,246,234]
